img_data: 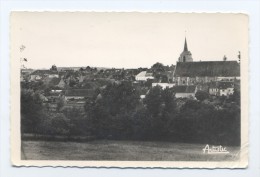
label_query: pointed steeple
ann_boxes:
[178,36,193,62]
[184,37,188,51]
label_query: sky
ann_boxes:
[11,12,248,69]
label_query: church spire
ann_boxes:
[178,36,193,62]
[184,37,188,51]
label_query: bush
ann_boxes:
[195,90,209,101]
[21,90,47,134]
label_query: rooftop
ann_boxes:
[174,61,240,77]
[136,71,153,77]
[209,81,234,89]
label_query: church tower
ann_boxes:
[178,37,193,62]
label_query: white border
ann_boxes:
[1,0,260,177]
[10,12,249,168]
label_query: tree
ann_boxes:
[21,90,46,134]
[151,62,165,73]
[195,90,209,101]
[142,86,177,140]
[62,107,88,136]
[69,78,77,87]
[50,64,57,71]
[56,96,65,111]
[39,112,70,136]
[223,55,227,61]
[144,79,153,87]
[143,86,163,117]
[85,82,140,139]
[161,87,176,114]
[229,84,240,105]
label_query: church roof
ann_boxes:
[184,37,188,51]
[209,81,234,89]
[174,61,240,77]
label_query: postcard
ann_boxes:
[11,12,248,168]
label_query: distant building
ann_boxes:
[172,85,197,98]
[78,75,85,83]
[135,71,154,81]
[45,91,62,103]
[63,89,94,110]
[65,89,94,101]
[30,70,59,81]
[209,81,234,97]
[57,78,66,88]
[45,77,61,86]
[174,37,240,87]
[152,83,175,89]
[21,68,34,79]
[174,61,240,86]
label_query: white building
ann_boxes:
[30,70,59,81]
[173,85,197,98]
[209,81,234,97]
[152,83,175,89]
[135,71,154,81]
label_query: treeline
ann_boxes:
[21,82,241,146]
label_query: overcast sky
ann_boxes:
[11,12,248,69]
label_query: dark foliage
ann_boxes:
[195,90,209,101]
[21,90,46,134]
[50,64,58,71]
[21,81,241,146]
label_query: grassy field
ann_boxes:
[21,140,240,161]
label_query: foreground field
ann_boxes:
[22,140,240,161]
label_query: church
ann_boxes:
[178,37,193,62]
[173,38,240,86]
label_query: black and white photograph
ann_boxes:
[10,12,248,168]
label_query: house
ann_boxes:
[46,77,61,86]
[166,70,175,82]
[152,83,175,89]
[219,84,234,96]
[57,78,66,88]
[172,85,197,98]
[63,89,95,110]
[209,81,234,97]
[64,89,94,101]
[50,89,63,93]
[135,71,154,81]
[21,69,34,82]
[174,61,240,86]
[45,91,62,103]
[21,68,34,74]
[209,82,218,96]
[30,70,59,81]
[78,75,85,83]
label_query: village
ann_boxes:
[19,37,242,162]
[6,10,252,168]
[20,38,241,113]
